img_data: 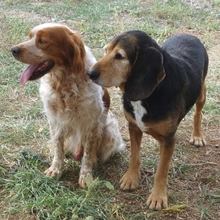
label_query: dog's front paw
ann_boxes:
[120,170,140,190]
[147,188,168,210]
[78,173,93,188]
[44,161,63,178]
[190,136,206,147]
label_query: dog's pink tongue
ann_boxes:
[19,64,39,85]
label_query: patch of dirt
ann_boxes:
[1,1,219,218]
[92,120,220,219]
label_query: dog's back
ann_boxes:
[162,34,208,80]
[145,34,209,121]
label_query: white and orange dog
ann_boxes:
[11,23,124,187]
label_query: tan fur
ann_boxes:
[190,82,207,146]
[93,45,131,87]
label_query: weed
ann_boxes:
[1,149,117,219]
[0,0,220,219]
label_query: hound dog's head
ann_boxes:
[11,23,85,85]
[88,30,166,101]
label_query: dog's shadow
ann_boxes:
[60,152,126,188]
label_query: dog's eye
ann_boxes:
[115,53,124,60]
[38,38,47,45]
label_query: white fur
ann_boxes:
[40,45,124,185]
[39,48,104,145]
[131,101,147,132]
[14,23,124,187]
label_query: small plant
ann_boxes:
[0,0,220,219]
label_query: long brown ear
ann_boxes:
[66,31,86,76]
[125,47,165,101]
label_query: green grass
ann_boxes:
[1,150,116,219]
[0,0,220,219]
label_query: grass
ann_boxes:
[1,150,118,219]
[0,0,220,219]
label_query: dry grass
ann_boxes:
[0,0,220,219]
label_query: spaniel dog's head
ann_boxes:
[88,30,166,101]
[11,23,85,85]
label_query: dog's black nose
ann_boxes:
[88,69,100,80]
[11,47,20,56]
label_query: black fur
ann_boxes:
[122,31,208,123]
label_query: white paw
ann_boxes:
[44,161,63,178]
[78,173,93,188]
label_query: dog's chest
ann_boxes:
[131,101,147,132]
[40,80,103,122]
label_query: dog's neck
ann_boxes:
[45,67,88,91]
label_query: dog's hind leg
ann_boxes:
[78,116,124,188]
[99,116,124,161]
[190,82,206,147]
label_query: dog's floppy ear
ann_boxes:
[66,30,86,76]
[125,47,165,101]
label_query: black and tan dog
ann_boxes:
[88,30,208,210]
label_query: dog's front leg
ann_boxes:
[120,122,143,190]
[147,136,175,210]
[44,133,65,178]
[78,136,100,188]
